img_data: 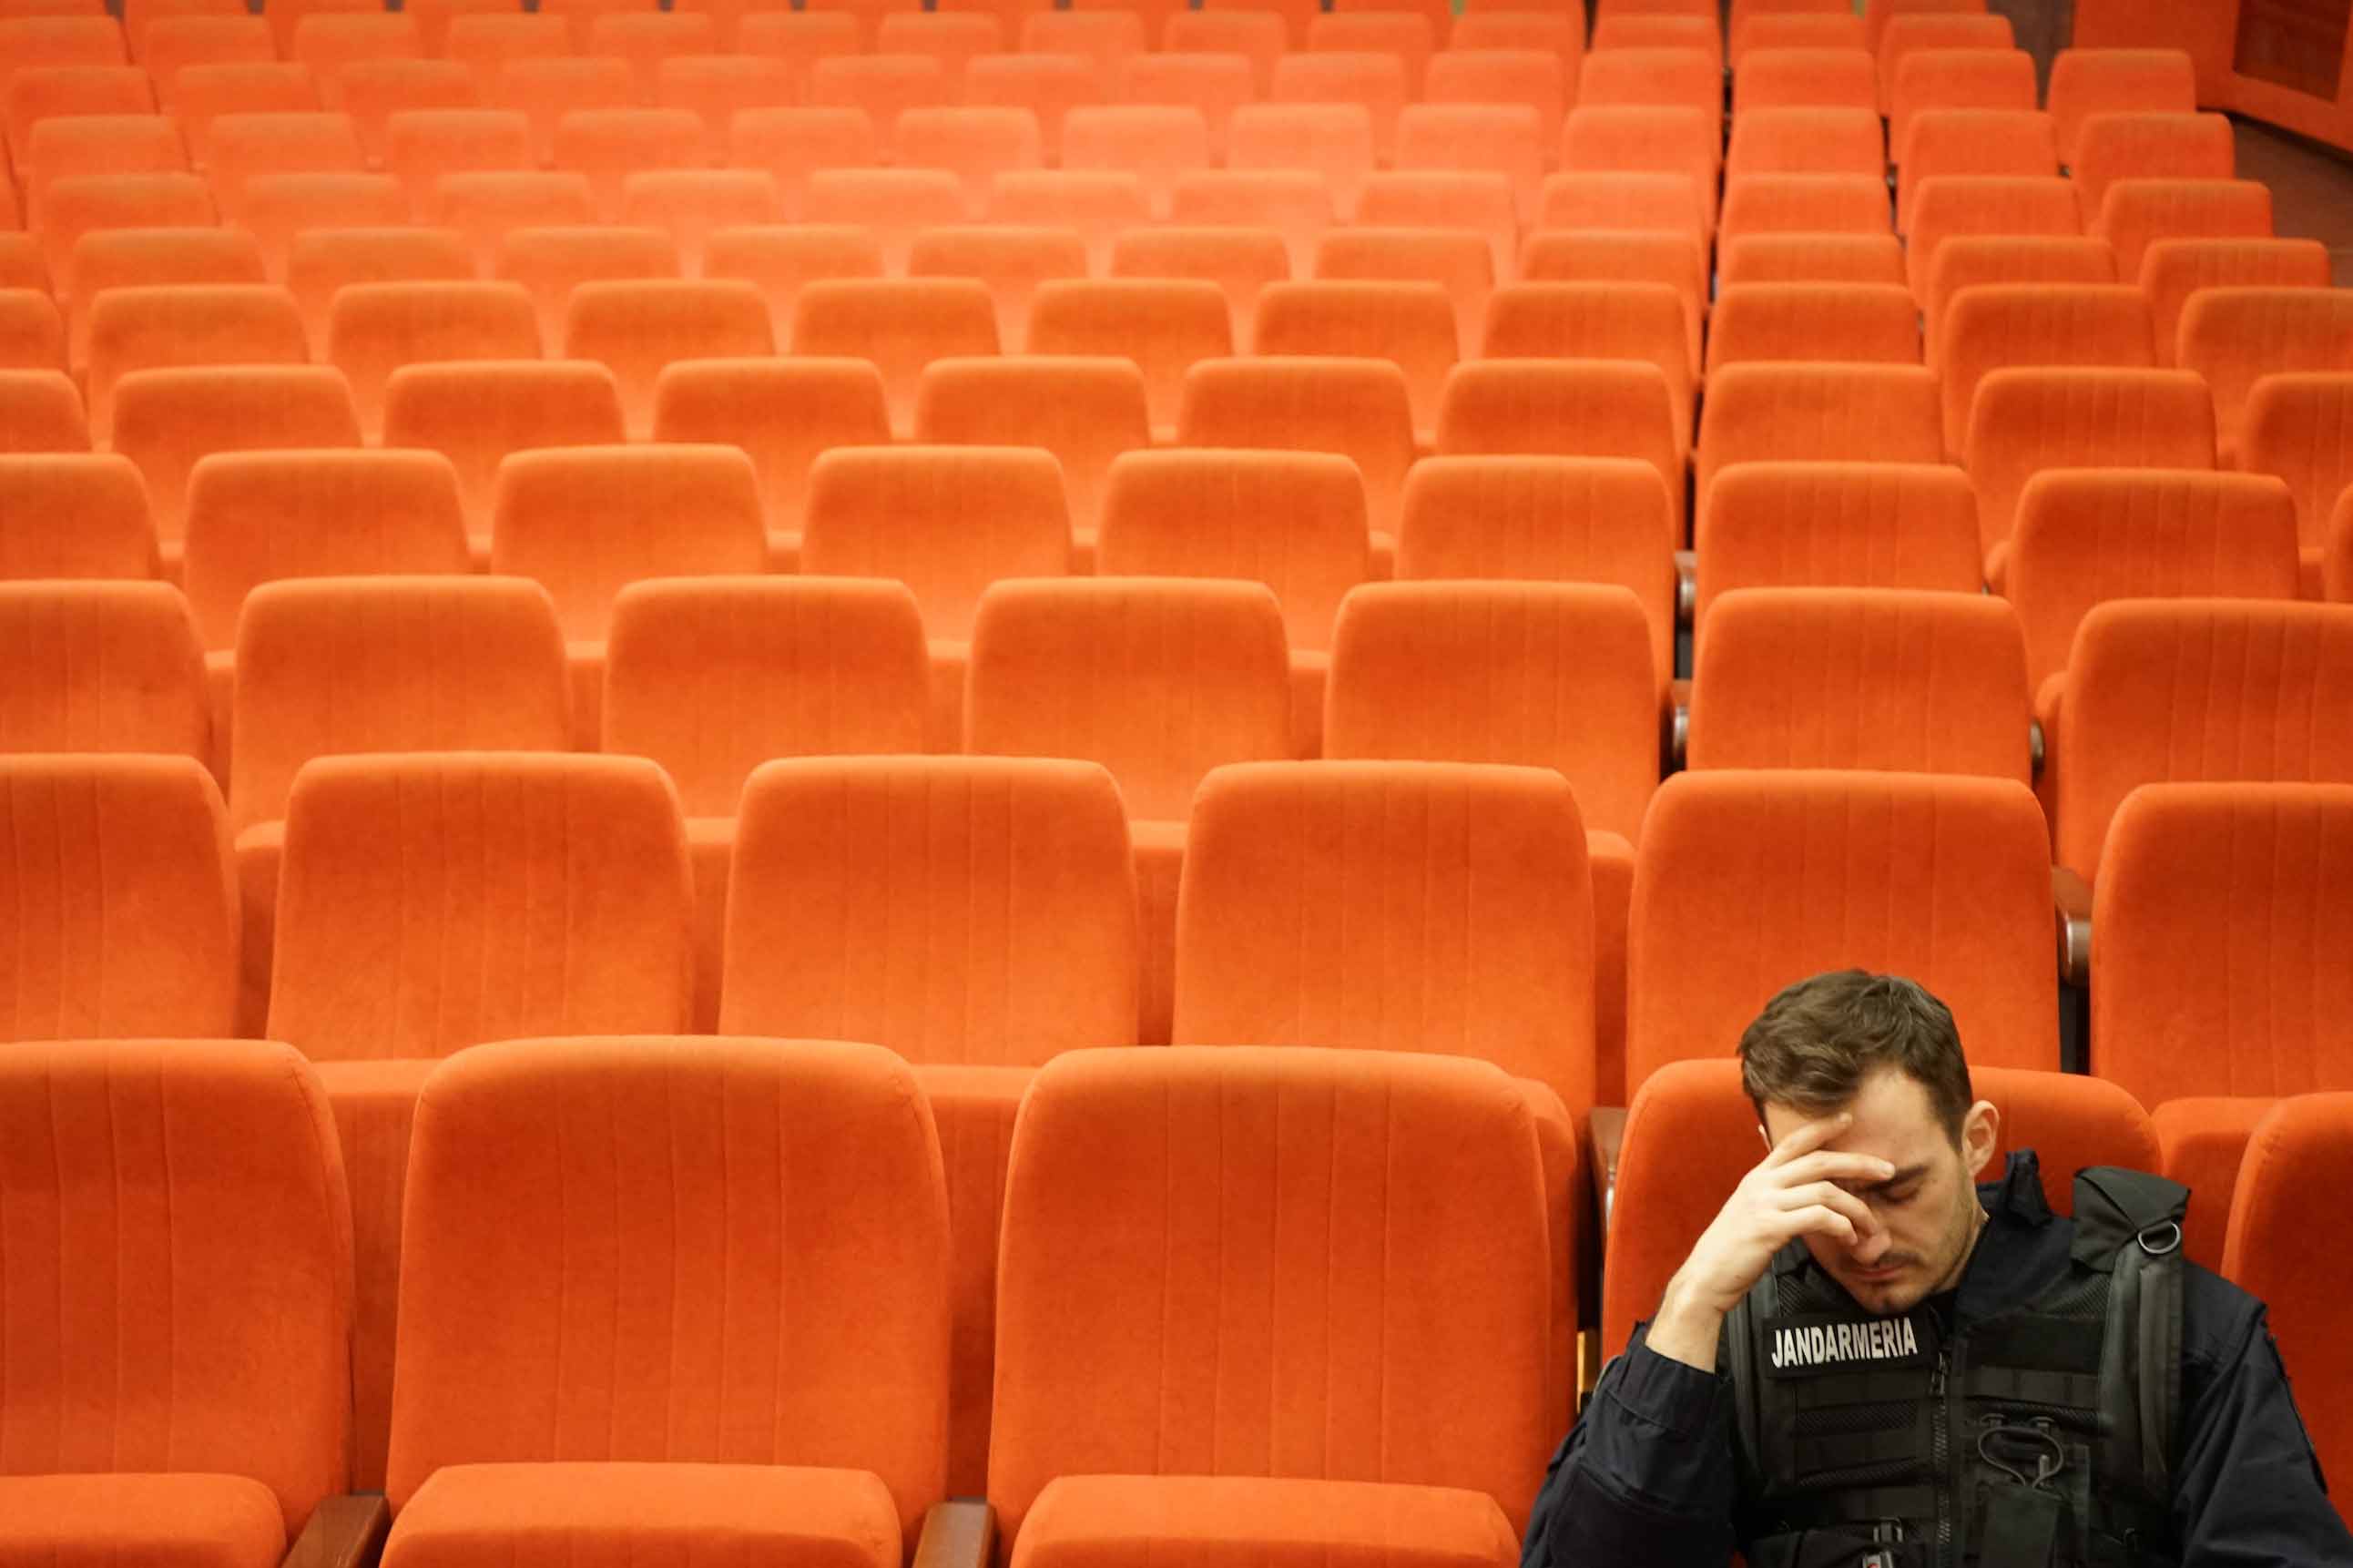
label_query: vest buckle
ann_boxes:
[1978,1414,2068,1491]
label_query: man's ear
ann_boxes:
[1961,1100,2002,1180]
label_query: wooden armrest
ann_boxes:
[915,1499,997,1568]
[2053,866,2093,989]
[1589,1106,1628,1237]
[1674,549,1696,625]
[282,1495,390,1568]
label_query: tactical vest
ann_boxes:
[1724,1168,2188,1568]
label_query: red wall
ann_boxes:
[2074,0,2353,152]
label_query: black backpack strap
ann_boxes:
[2073,1166,2188,1504]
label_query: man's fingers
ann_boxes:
[1763,1112,1851,1167]
[1776,1149,1899,1189]
[1779,1205,1860,1247]
[1778,1181,1883,1238]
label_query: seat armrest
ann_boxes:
[916,1500,997,1568]
[2029,718,2045,782]
[1589,1106,1628,1237]
[282,1494,391,1568]
[1669,678,1691,770]
[2052,866,2093,989]
[1674,549,1696,625]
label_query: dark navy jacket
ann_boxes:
[1523,1152,2353,1568]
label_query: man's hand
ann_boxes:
[1644,1114,1895,1372]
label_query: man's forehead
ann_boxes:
[1761,1065,1944,1150]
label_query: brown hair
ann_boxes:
[1738,970,1973,1142]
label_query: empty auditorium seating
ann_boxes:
[733,10,864,80]
[443,14,570,99]
[1689,588,2033,781]
[1604,1058,2158,1359]
[1695,463,1984,631]
[1904,174,2083,292]
[907,225,1086,351]
[719,755,1136,1497]
[378,361,623,557]
[486,57,634,168]
[653,57,798,165]
[1515,230,1706,372]
[549,106,703,222]
[0,366,90,452]
[8,68,154,173]
[967,577,1292,1044]
[1717,171,1896,243]
[990,1046,1554,1554]
[560,277,771,438]
[705,223,885,343]
[1894,110,2060,229]
[586,10,718,98]
[1725,107,1886,180]
[1026,9,1146,75]
[0,452,154,577]
[341,61,476,172]
[875,12,1003,91]
[1119,50,1256,160]
[1936,282,2158,454]
[326,279,541,440]
[0,287,63,371]
[1874,8,2012,99]
[431,169,599,272]
[809,52,952,146]
[495,224,679,348]
[1309,10,1432,91]
[288,15,425,105]
[1580,44,1717,118]
[913,356,1148,559]
[1628,769,2061,1093]
[1024,279,1232,443]
[32,153,210,264]
[800,443,1072,747]
[1095,447,1369,752]
[1351,170,1519,289]
[285,225,474,352]
[1105,226,1288,350]
[789,278,1000,439]
[1061,106,1209,219]
[1452,9,1583,84]
[649,356,891,565]
[1533,169,1708,245]
[2142,239,2334,375]
[0,576,206,766]
[238,170,404,280]
[1921,235,2118,368]
[1706,281,1922,372]
[1311,228,1493,362]
[2178,288,2353,463]
[22,113,188,220]
[1167,168,1335,274]
[1422,47,1564,148]
[270,752,690,1491]
[2052,600,2353,880]
[2241,372,2353,596]
[380,111,546,216]
[0,1036,351,1563]
[1560,106,1718,236]
[1176,354,1416,537]
[1888,49,2037,159]
[1696,363,1946,536]
[966,51,1102,164]
[1965,368,2218,580]
[2048,47,2197,166]
[1435,361,1686,536]
[2071,111,2236,221]
[1482,281,1695,450]
[1735,46,1879,116]
[894,107,1043,218]
[83,281,307,447]
[2095,178,2272,288]
[1731,10,1866,67]
[991,168,1150,273]
[800,168,968,275]
[203,113,367,222]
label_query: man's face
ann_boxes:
[1760,1065,1996,1316]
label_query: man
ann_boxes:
[1524,969,2353,1568]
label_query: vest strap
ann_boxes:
[1978,1481,2064,1567]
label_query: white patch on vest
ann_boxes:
[1770,1317,1920,1370]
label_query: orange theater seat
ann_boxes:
[2177,288,2353,465]
[7,67,153,172]
[486,57,635,170]
[607,577,929,1027]
[2241,372,2353,595]
[906,225,1086,351]
[1025,9,1146,75]
[733,10,863,79]
[2098,789,2353,1269]
[1688,587,2032,782]
[1227,102,1379,219]
[2141,239,2333,375]
[799,443,1072,748]
[1921,235,2117,369]
[158,61,321,171]
[613,170,781,276]
[489,444,768,744]
[0,452,158,577]
[0,285,65,371]
[1393,104,1546,228]
[1695,463,1982,632]
[704,224,885,345]
[83,281,306,446]
[1350,171,1519,290]
[1481,280,1695,450]
[1717,231,1907,287]
[989,168,1151,273]
[719,755,1136,1498]
[287,15,425,108]
[537,0,661,52]
[1176,354,1416,538]
[1267,50,1408,167]
[2051,599,2353,881]
[1252,278,1459,443]
[1903,173,2082,293]
[894,106,1044,219]
[789,277,999,438]
[1716,172,1893,244]
[1887,47,2036,159]
[586,10,717,98]
[989,1046,1553,1559]
[1706,281,1920,372]
[1515,231,1706,372]
[1628,768,2060,1095]
[1964,368,2216,582]
[107,365,361,555]
[1421,46,1564,143]
[1166,168,1335,277]
[2048,47,2197,166]
[548,106,703,222]
[1309,11,1434,94]
[1894,108,2060,230]
[724,108,881,221]
[1451,10,1582,87]
[21,113,188,222]
[799,168,966,275]
[1935,281,2156,454]
[1578,43,1716,117]
[874,12,1006,92]
[494,224,680,348]
[340,61,477,172]
[963,51,1101,165]
[560,277,771,438]
[1096,446,1370,753]
[0,1036,353,1567]
[1118,51,1255,162]
[650,356,891,565]
[1560,106,1718,239]
[239,171,406,281]
[1870,4,2004,78]
[809,53,952,148]
[284,226,474,354]
[1695,363,1945,537]
[965,576,1292,1044]
[1593,13,1720,63]
[1057,107,1207,219]
[1434,360,1686,538]
[913,354,1148,559]
[1735,46,1878,115]
[325,279,541,440]
[2069,110,2235,222]
[2093,177,2271,287]
[1313,225,1495,361]
[443,15,570,100]
[1025,278,1234,443]
[1725,107,1886,180]
[1732,9,1867,66]
[382,361,626,554]
[1106,225,1289,346]
[431,170,599,272]
[37,170,215,300]
[653,57,798,167]
[0,577,205,762]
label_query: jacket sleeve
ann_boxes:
[1521,1326,1741,1568]
[2174,1287,2353,1567]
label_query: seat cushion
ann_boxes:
[0,1473,286,1568]
[384,1462,901,1568]
[1011,1474,1519,1568]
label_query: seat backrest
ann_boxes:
[1118,51,1256,159]
[0,753,235,1037]
[788,276,1000,435]
[1513,229,1706,369]
[1559,105,1718,234]
[1268,48,1407,163]
[2222,1093,2353,1512]
[2009,469,2303,689]
[1964,367,2217,565]
[895,107,1044,218]
[2071,110,2235,220]
[989,1045,1553,1540]
[1399,98,1548,222]
[0,1037,350,1531]
[269,752,692,1059]
[0,576,205,759]
[652,56,799,165]
[1024,279,1234,438]
[1696,362,1945,535]
[0,287,64,372]
[349,69,490,174]
[84,280,306,443]
[0,452,156,577]
[1318,214,1502,353]
[585,9,718,97]
[109,363,362,542]
[1688,588,2032,782]
[202,112,365,221]
[443,13,570,97]
[2053,599,2353,878]
[487,444,767,642]
[1695,462,1983,632]
[964,50,1101,161]
[1481,280,1694,448]
[2239,372,2353,557]
[1874,8,2012,106]
[1887,46,2035,157]
[2047,47,2196,165]
[1176,355,1416,534]
[1725,106,1886,180]
[1706,281,1921,372]
[238,170,403,279]
[1921,234,2116,365]
[379,107,532,213]
[906,226,1087,351]
[1734,45,1879,115]
[799,443,1071,641]
[182,449,470,654]
[965,576,1291,820]
[1579,42,1717,117]
[1904,174,2082,294]
[2094,783,2353,1105]
[2094,178,2271,292]
[1629,769,2059,1091]
[1938,282,2157,453]
[380,360,626,532]
[0,368,87,453]
[1893,108,2059,230]
[22,113,188,223]
[325,279,541,439]
[430,169,597,272]
[1105,226,1289,348]
[559,277,773,438]
[1604,1057,2159,1354]
[484,58,634,169]
[1717,171,1895,243]
[387,1034,947,1533]
[2177,287,2353,462]
[604,576,928,817]
[547,106,704,221]
[808,52,952,145]
[2141,239,2333,378]
[1533,169,1708,243]
[648,356,890,536]
[1307,11,1433,92]
[493,223,680,350]
[1433,361,1685,534]
[718,755,1139,1059]
[1095,446,1368,653]
[1250,280,1462,442]
[1395,453,1677,691]
[1731,9,1867,66]
[1326,581,1657,844]
[229,574,571,834]
[285,225,474,351]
